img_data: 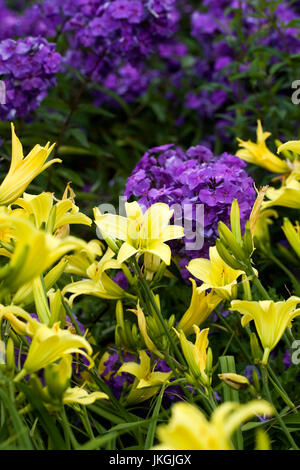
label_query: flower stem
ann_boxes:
[260,365,299,450]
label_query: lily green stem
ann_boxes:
[260,365,299,450]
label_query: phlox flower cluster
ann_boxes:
[125,143,255,276]
[0,36,61,120]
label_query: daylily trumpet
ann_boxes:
[10,189,91,235]
[236,120,290,174]
[117,350,172,404]
[0,212,87,292]
[187,246,244,300]
[94,201,184,266]
[175,326,211,386]
[62,248,126,306]
[62,387,108,406]
[153,400,273,450]
[15,321,93,377]
[262,173,300,210]
[44,354,108,405]
[0,123,61,206]
[230,297,300,363]
[177,279,221,335]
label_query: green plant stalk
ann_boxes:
[260,365,299,450]
[247,266,270,300]
[214,310,252,363]
[130,258,186,367]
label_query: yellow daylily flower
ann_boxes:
[64,239,104,277]
[0,123,61,206]
[62,248,126,306]
[153,400,273,450]
[117,350,172,404]
[278,140,300,173]
[177,279,221,335]
[175,326,210,386]
[0,212,86,292]
[17,321,93,377]
[10,190,91,235]
[187,246,244,300]
[62,387,108,405]
[0,305,40,336]
[129,302,162,356]
[236,120,290,174]
[12,257,68,306]
[230,297,300,363]
[262,173,300,210]
[94,201,184,265]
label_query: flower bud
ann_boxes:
[250,332,262,363]
[44,355,72,401]
[6,337,15,373]
[218,372,250,391]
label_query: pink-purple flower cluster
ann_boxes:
[125,144,255,272]
[0,36,62,120]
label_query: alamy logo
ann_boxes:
[291,340,300,365]
[0,81,6,105]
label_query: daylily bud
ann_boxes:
[206,347,213,377]
[218,221,246,263]
[48,289,66,328]
[44,355,72,401]
[250,332,263,363]
[6,337,15,373]
[215,239,243,270]
[230,199,242,244]
[46,205,57,234]
[218,372,250,391]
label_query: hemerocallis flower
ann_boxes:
[262,173,300,210]
[62,387,108,405]
[0,123,61,206]
[10,190,91,235]
[230,297,300,363]
[94,201,184,265]
[129,301,162,357]
[277,140,300,173]
[62,248,126,306]
[16,321,93,377]
[152,400,273,450]
[117,350,172,404]
[177,279,221,335]
[0,305,40,336]
[64,240,104,277]
[187,246,244,300]
[0,212,87,292]
[236,120,290,174]
[175,326,211,386]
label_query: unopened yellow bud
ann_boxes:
[218,372,250,391]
